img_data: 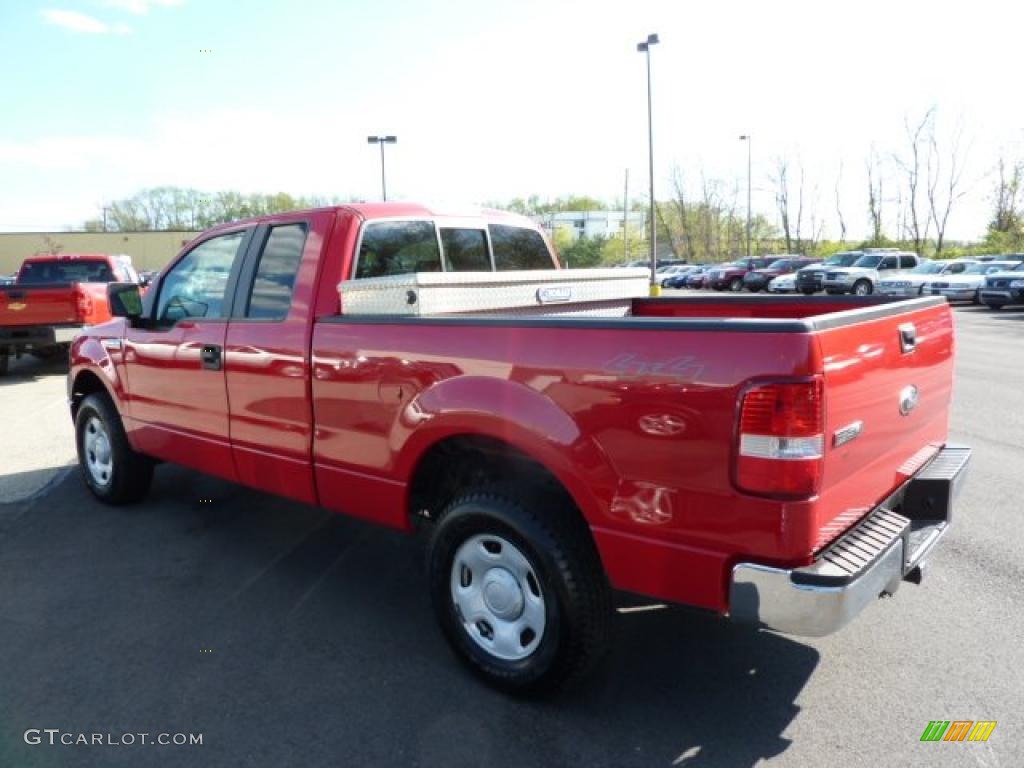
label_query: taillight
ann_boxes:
[736,378,824,498]
[75,287,93,321]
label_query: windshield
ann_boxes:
[910,262,944,274]
[851,255,883,268]
[822,253,859,266]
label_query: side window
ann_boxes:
[246,224,307,320]
[880,256,899,270]
[948,263,965,273]
[441,228,490,271]
[356,221,441,278]
[489,225,553,271]
[899,255,916,268]
[156,231,246,324]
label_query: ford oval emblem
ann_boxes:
[899,385,919,416]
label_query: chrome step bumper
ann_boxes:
[729,445,970,637]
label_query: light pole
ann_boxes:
[637,33,659,295]
[367,135,397,200]
[739,135,752,258]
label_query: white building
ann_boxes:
[534,210,646,241]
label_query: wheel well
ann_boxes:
[408,435,574,525]
[70,371,109,419]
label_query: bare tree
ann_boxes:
[894,109,934,254]
[866,149,885,243]
[990,156,1023,234]
[834,161,847,244]
[772,157,793,253]
[926,115,969,255]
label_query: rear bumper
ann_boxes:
[979,289,1024,304]
[931,287,978,301]
[729,445,970,637]
[0,324,83,348]
[877,286,919,297]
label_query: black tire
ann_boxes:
[75,392,153,504]
[984,301,1005,310]
[852,279,873,296]
[427,485,611,694]
[799,288,815,296]
[0,350,8,376]
[729,277,744,292]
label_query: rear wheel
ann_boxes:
[984,301,1006,310]
[0,349,8,376]
[75,393,153,504]
[800,288,816,296]
[853,280,873,296]
[427,486,611,694]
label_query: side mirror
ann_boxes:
[108,282,143,320]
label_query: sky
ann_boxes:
[1,0,1022,240]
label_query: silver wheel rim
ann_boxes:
[83,415,113,488]
[450,534,546,661]
[855,282,870,295]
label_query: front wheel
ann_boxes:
[75,393,153,504]
[428,486,611,694]
[729,277,744,292]
[852,280,873,296]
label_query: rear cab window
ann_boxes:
[356,221,441,278]
[17,259,115,284]
[489,224,554,270]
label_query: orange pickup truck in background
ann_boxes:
[0,253,142,375]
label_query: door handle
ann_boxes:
[200,344,222,370]
[898,323,916,354]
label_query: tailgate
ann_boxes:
[0,286,79,327]
[812,300,954,551]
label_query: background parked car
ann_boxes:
[795,251,863,294]
[978,261,1024,309]
[767,273,797,293]
[0,274,16,286]
[657,264,694,287]
[743,256,817,292]
[678,265,712,289]
[823,251,919,295]
[876,259,975,297]
[925,261,1019,304]
[706,257,782,291]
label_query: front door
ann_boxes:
[123,228,252,480]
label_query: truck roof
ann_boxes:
[198,202,537,237]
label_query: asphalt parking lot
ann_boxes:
[1,302,1021,767]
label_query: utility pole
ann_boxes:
[637,33,660,295]
[739,135,752,258]
[367,135,397,200]
[623,168,629,261]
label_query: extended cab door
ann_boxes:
[223,213,329,505]
[123,228,253,480]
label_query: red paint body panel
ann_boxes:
[68,205,957,617]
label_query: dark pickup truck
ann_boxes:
[706,257,782,291]
[69,203,970,693]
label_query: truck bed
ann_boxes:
[310,293,953,611]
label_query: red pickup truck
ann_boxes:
[0,253,140,375]
[68,203,970,692]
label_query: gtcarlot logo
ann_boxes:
[24,729,203,747]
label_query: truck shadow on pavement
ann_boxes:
[0,465,817,768]
[0,353,68,385]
